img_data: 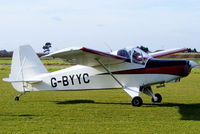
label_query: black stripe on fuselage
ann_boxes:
[146,58,188,68]
[99,58,189,77]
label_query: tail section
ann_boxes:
[3,45,48,91]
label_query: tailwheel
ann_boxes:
[131,96,143,107]
[14,92,26,101]
[14,96,20,101]
[152,93,162,103]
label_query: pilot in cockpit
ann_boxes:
[117,47,149,65]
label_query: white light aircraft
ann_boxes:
[3,45,197,107]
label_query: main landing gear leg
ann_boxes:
[141,86,162,103]
[123,87,143,107]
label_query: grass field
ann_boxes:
[0,59,200,134]
[0,57,70,66]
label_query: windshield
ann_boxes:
[117,47,150,65]
[130,48,150,65]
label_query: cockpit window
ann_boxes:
[117,49,130,59]
[117,47,150,65]
[131,50,142,63]
[130,48,150,65]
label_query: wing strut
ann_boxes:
[95,58,124,88]
[96,58,141,99]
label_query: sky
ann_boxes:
[0,0,200,52]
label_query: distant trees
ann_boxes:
[136,46,198,53]
[43,42,52,54]
[0,49,13,57]
[187,48,198,53]
[0,50,8,54]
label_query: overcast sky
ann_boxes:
[0,0,200,52]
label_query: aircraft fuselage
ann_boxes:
[23,58,191,92]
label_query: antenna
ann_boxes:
[104,42,113,52]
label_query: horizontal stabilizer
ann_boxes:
[3,78,42,84]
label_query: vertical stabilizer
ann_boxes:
[5,45,48,91]
[10,45,48,80]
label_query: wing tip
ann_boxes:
[151,48,188,58]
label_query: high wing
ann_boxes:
[43,47,129,66]
[149,48,187,58]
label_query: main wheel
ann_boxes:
[152,93,162,103]
[131,96,143,107]
[14,96,20,101]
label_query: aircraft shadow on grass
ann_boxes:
[55,99,200,121]
[143,103,200,121]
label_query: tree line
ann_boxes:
[0,44,199,57]
[137,46,198,53]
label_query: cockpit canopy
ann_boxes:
[117,47,151,65]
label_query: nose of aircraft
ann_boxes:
[184,60,198,76]
[189,60,198,69]
[146,58,197,77]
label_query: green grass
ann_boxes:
[1,58,200,133]
[0,58,68,72]
[1,65,200,134]
[0,59,11,65]
[42,59,70,65]
[0,65,66,72]
[0,57,69,66]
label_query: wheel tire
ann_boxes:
[131,96,143,107]
[152,93,162,103]
[14,96,20,101]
